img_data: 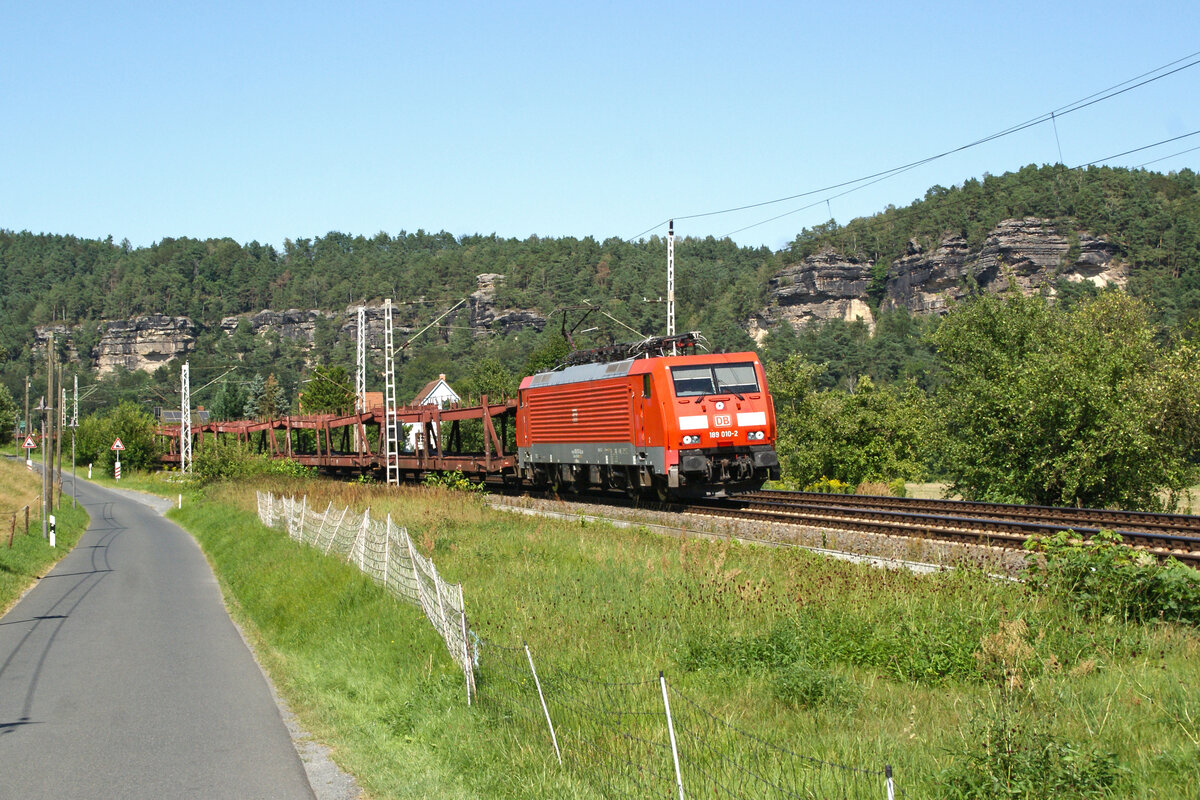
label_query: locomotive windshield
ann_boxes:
[670,362,760,398]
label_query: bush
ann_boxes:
[192,438,315,485]
[75,401,160,471]
[193,437,263,484]
[939,699,1122,799]
[772,663,858,710]
[804,477,853,494]
[422,470,487,493]
[1024,530,1200,626]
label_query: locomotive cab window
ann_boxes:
[642,374,652,398]
[670,362,760,398]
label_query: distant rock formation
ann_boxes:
[766,250,878,332]
[36,273,549,375]
[95,315,197,375]
[467,273,547,335]
[761,217,1127,336]
[883,217,1125,315]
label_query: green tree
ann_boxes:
[930,291,1200,510]
[75,401,160,472]
[212,379,247,421]
[243,373,265,420]
[462,356,517,402]
[523,334,570,376]
[259,374,288,419]
[0,383,16,440]
[767,356,933,488]
[302,365,354,414]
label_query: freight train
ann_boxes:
[517,347,780,499]
[156,333,781,499]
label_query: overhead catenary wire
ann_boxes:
[627,49,1200,242]
[721,128,1200,239]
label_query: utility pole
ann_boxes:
[180,361,192,475]
[72,374,78,508]
[355,306,366,454]
[667,219,676,355]
[45,333,55,516]
[356,306,366,414]
[383,299,399,486]
[56,371,64,508]
[41,420,47,540]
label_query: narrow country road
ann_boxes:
[0,478,317,799]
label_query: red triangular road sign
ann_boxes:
[111,438,125,451]
[22,435,36,449]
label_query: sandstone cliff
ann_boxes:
[35,274,548,373]
[763,217,1127,334]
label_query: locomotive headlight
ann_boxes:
[748,430,765,441]
[682,435,700,445]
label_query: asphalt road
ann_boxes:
[0,478,318,799]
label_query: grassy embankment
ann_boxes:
[144,471,1200,800]
[0,456,90,615]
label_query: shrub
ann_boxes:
[939,700,1122,799]
[193,437,262,484]
[772,663,858,710]
[804,477,853,494]
[1024,530,1200,625]
[422,470,487,493]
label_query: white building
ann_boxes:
[408,373,460,451]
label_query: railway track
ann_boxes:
[681,490,1200,568]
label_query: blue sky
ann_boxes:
[2,1,1197,252]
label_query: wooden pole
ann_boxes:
[55,367,63,508]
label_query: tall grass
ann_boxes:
[174,477,1200,799]
[0,457,89,614]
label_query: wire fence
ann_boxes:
[6,497,37,548]
[256,491,475,702]
[256,491,901,799]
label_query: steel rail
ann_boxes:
[740,490,1200,536]
[686,497,1200,568]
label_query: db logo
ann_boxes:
[713,415,732,427]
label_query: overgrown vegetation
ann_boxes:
[190,437,314,484]
[158,475,1199,799]
[1025,530,1200,626]
[0,457,89,614]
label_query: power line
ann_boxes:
[726,128,1200,251]
[1137,144,1200,169]
[1077,129,1200,167]
[720,129,1200,240]
[628,49,1200,241]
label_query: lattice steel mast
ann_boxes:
[355,306,366,414]
[383,300,400,486]
[180,361,192,474]
[667,219,676,355]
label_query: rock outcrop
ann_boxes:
[95,315,197,375]
[220,308,334,344]
[766,250,877,332]
[883,218,1125,315]
[763,217,1127,335]
[467,273,547,335]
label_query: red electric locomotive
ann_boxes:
[517,343,780,498]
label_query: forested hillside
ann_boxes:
[787,164,1200,327]
[3,164,1200,509]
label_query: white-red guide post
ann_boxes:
[111,437,124,480]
